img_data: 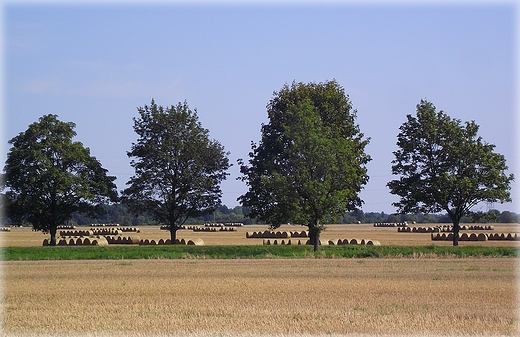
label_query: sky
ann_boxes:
[2,0,518,214]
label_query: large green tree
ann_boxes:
[1,114,118,245]
[387,100,514,246]
[121,99,231,243]
[239,80,371,251]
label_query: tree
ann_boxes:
[238,80,371,251]
[121,99,231,243]
[387,100,514,246]
[1,114,118,245]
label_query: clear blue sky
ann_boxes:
[3,1,518,214]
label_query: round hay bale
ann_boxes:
[165,239,171,244]
[460,233,469,241]
[506,233,515,240]
[328,240,335,245]
[187,238,204,245]
[469,233,478,241]
[273,239,278,245]
[180,239,186,245]
[58,239,67,246]
[129,236,140,244]
[68,238,76,246]
[366,240,381,246]
[158,239,165,245]
[83,238,91,245]
[349,238,360,245]
[477,233,487,241]
[92,237,108,246]
[150,239,157,245]
[42,239,49,246]
[144,239,150,245]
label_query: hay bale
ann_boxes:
[158,239,165,245]
[92,237,108,246]
[58,239,67,246]
[460,233,469,241]
[328,240,335,245]
[150,239,157,245]
[349,238,360,245]
[187,238,204,245]
[165,239,171,244]
[469,233,478,241]
[366,240,380,246]
[477,233,487,241]
[42,239,49,246]
[129,236,140,244]
[83,238,91,245]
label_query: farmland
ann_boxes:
[1,223,519,336]
[2,223,520,248]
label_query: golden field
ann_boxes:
[1,223,519,336]
[1,223,519,247]
[2,258,519,336]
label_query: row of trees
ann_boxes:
[4,202,517,227]
[1,80,514,248]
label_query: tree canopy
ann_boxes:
[1,114,118,245]
[238,80,371,251]
[387,100,514,246]
[121,99,231,243]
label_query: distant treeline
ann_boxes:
[70,204,519,226]
[3,203,517,227]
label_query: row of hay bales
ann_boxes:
[44,236,109,246]
[246,230,308,239]
[203,222,243,227]
[90,223,120,227]
[117,227,140,233]
[431,232,520,241]
[190,226,237,232]
[57,225,76,229]
[139,238,204,245]
[104,236,140,244]
[60,230,95,237]
[373,222,407,227]
[263,238,380,246]
[398,225,495,233]
[0,227,11,232]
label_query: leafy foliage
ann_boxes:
[121,100,231,243]
[239,80,371,250]
[387,100,514,245]
[1,114,118,245]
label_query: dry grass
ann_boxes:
[2,223,519,247]
[2,258,519,336]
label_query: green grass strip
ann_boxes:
[2,244,518,261]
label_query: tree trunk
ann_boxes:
[170,226,178,244]
[49,225,57,246]
[452,221,460,247]
[313,232,320,252]
[308,222,321,252]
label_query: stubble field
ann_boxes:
[1,223,519,336]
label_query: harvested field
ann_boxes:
[2,258,518,336]
[1,223,519,247]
